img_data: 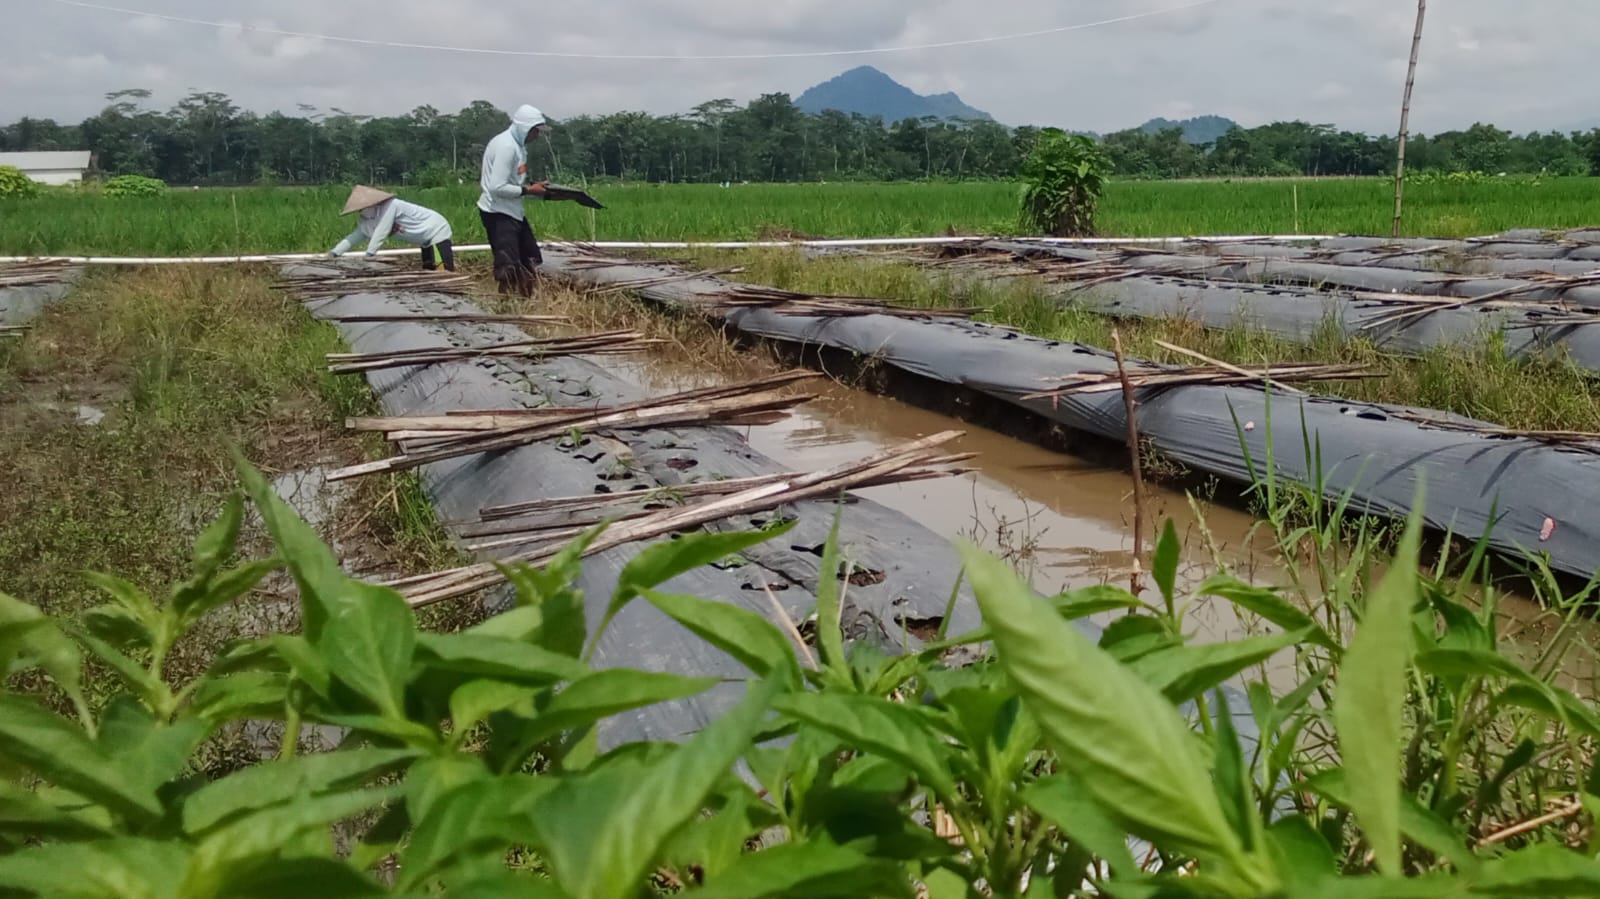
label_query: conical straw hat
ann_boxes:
[342,184,394,215]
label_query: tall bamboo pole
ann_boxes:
[1392,0,1428,238]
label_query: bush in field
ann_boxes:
[1019,128,1111,237]
[103,174,168,198]
[3,448,1600,896]
[0,166,38,200]
[413,161,468,188]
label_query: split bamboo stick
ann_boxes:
[328,371,823,482]
[393,431,967,606]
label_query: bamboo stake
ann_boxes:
[323,313,569,325]
[1392,0,1428,238]
[395,431,966,606]
[329,372,822,482]
[1112,331,1147,596]
[461,464,974,553]
[1152,339,1308,395]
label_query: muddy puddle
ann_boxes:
[611,355,1286,645]
[604,350,1596,691]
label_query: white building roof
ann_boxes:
[0,151,93,171]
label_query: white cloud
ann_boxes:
[2,0,1598,134]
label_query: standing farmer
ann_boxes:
[478,104,551,296]
[329,185,456,271]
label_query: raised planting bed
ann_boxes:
[541,248,1600,582]
[281,262,994,747]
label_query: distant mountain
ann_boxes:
[796,66,994,124]
[1136,115,1239,144]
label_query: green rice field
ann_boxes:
[4,177,1600,256]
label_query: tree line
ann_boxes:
[4,89,1599,186]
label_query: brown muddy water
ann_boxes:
[607,350,1596,691]
[614,354,1290,646]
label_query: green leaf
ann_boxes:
[0,592,86,716]
[772,691,957,799]
[414,633,587,684]
[520,669,720,745]
[269,634,334,697]
[1265,816,1337,881]
[207,857,387,899]
[1305,769,1475,872]
[467,604,546,641]
[401,776,549,890]
[67,625,170,713]
[1097,615,1178,663]
[428,872,572,898]
[1197,575,1334,649]
[81,604,154,651]
[405,754,491,826]
[319,581,415,719]
[174,559,280,631]
[530,673,782,899]
[1024,773,1138,877]
[0,694,163,822]
[590,521,796,661]
[1050,585,1142,620]
[449,679,538,736]
[1128,628,1309,704]
[1211,689,1258,853]
[0,780,114,840]
[183,748,416,834]
[1431,596,1492,654]
[813,506,851,685]
[81,572,159,628]
[314,713,440,748]
[1333,505,1423,877]
[685,841,911,899]
[234,451,350,642]
[1152,519,1180,612]
[1472,842,1600,894]
[660,791,757,883]
[187,670,292,723]
[641,589,799,681]
[1493,684,1600,739]
[190,491,246,582]
[497,524,602,658]
[956,542,1258,877]
[0,838,190,899]
[96,698,208,798]
[183,787,400,897]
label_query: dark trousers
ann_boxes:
[420,239,455,272]
[479,210,542,297]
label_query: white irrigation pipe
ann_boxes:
[0,234,1337,266]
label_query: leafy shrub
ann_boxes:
[2,450,1600,897]
[1019,128,1112,237]
[0,166,38,200]
[103,174,168,198]
[412,161,468,188]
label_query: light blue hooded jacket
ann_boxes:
[330,198,453,257]
[478,104,547,221]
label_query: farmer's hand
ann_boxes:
[523,181,549,197]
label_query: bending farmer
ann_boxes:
[329,185,455,271]
[478,104,551,296]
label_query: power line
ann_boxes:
[35,0,1221,61]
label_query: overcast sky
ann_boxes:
[4,0,1596,135]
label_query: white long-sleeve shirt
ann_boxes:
[478,121,535,220]
[331,198,452,256]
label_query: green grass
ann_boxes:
[5,177,1600,256]
[0,267,459,672]
[692,249,1600,435]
